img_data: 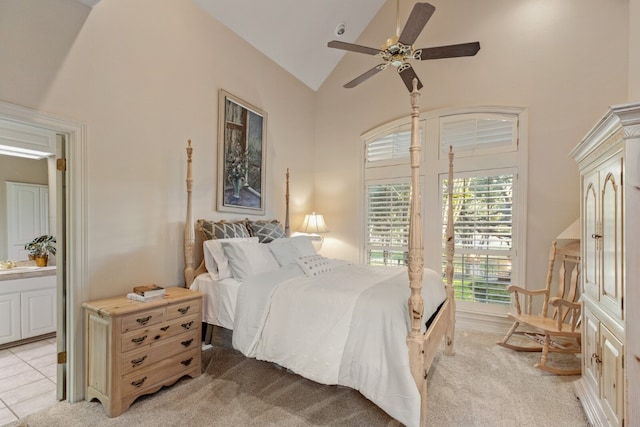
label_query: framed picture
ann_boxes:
[217,89,267,214]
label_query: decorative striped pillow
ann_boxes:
[196,219,250,241]
[247,220,285,243]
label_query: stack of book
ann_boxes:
[127,284,166,302]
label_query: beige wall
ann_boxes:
[0,155,49,260]
[630,0,640,100]
[315,0,629,289]
[0,0,316,299]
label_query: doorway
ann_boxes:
[0,100,87,404]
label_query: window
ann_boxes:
[442,172,515,305]
[440,114,517,158]
[362,107,527,314]
[366,127,411,163]
[365,121,423,165]
[365,181,411,266]
[362,117,425,266]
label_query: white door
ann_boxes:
[599,155,624,321]
[6,182,49,260]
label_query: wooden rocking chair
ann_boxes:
[497,240,582,375]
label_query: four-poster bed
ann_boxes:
[182,82,456,427]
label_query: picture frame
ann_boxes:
[217,89,267,214]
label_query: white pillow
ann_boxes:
[268,238,300,266]
[290,235,317,257]
[268,235,317,266]
[203,237,258,280]
[221,240,280,280]
[296,254,333,277]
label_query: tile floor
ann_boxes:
[0,337,58,426]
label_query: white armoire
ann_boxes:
[570,103,640,427]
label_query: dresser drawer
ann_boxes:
[167,299,200,320]
[121,329,199,374]
[121,308,165,333]
[121,347,199,398]
[121,313,200,353]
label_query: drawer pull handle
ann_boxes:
[131,376,147,387]
[181,357,194,367]
[181,338,194,347]
[591,233,602,239]
[181,321,193,330]
[131,355,147,367]
[136,316,152,325]
[178,306,191,315]
[160,326,170,331]
[131,335,147,344]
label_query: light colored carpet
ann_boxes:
[5,329,589,427]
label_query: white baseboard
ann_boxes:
[455,309,513,335]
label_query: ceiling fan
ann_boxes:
[327,2,480,92]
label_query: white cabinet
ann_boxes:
[582,152,624,320]
[0,292,21,344]
[571,103,640,427]
[0,271,56,346]
[21,287,56,338]
[582,306,624,426]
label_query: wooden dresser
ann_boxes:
[570,103,640,427]
[83,287,204,416]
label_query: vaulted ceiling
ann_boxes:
[75,0,387,91]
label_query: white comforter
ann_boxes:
[232,259,446,427]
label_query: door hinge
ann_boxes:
[56,158,66,171]
[57,351,67,364]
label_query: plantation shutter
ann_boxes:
[366,129,411,163]
[442,173,514,305]
[440,114,517,157]
[365,121,425,165]
[365,181,411,266]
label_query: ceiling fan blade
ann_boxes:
[344,64,387,88]
[398,3,436,46]
[414,42,481,60]
[327,40,382,56]
[397,63,424,92]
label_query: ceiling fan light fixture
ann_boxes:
[391,56,404,67]
[384,36,399,53]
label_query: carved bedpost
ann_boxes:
[285,168,291,237]
[406,79,426,399]
[184,140,195,287]
[444,146,456,356]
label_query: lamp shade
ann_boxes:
[557,219,580,240]
[300,212,329,234]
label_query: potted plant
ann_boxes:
[24,235,56,267]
